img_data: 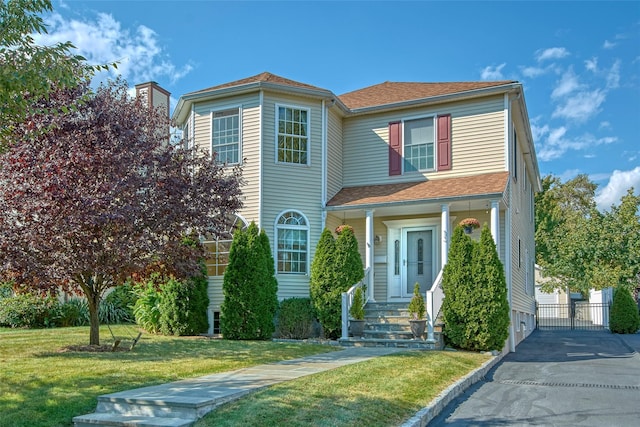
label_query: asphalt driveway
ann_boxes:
[429,330,640,426]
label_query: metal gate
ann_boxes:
[536,302,610,330]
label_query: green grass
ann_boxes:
[194,350,489,427]
[0,326,336,427]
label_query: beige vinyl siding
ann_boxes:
[207,277,224,312]
[261,92,325,299]
[327,108,343,200]
[191,94,261,223]
[342,96,506,187]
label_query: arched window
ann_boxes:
[275,210,309,274]
[202,214,248,276]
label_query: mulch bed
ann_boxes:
[59,344,131,353]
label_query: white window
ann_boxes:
[202,215,248,276]
[404,117,435,172]
[212,108,240,164]
[276,106,309,165]
[275,211,309,274]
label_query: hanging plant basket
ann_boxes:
[459,218,480,234]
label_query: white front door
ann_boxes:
[402,227,436,298]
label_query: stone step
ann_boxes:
[73,413,193,427]
[364,322,412,332]
[363,315,410,324]
[339,337,438,350]
[364,329,415,340]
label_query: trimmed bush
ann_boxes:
[350,287,365,320]
[221,222,278,340]
[442,225,509,351]
[158,272,209,336]
[610,288,640,334]
[407,283,425,320]
[310,229,338,337]
[276,298,316,339]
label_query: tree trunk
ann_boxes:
[87,290,101,346]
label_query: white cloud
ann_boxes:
[552,89,606,122]
[480,63,506,80]
[606,59,621,89]
[535,126,617,161]
[551,68,584,99]
[536,47,570,62]
[34,12,192,86]
[595,167,640,210]
[603,40,616,49]
[599,121,611,130]
[585,57,598,72]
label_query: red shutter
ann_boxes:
[389,121,402,176]
[437,114,451,171]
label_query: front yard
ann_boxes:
[0,326,489,427]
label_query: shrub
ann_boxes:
[407,283,425,320]
[442,225,510,351]
[158,272,209,336]
[58,298,89,327]
[101,283,136,324]
[133,280,162,334]
[310,229,338,337]
[610,288,640,334]
[349,287,365,320]
[310,226,364,339]
[0,292,60,328]
[221,222,278,340]
[276,298,316,339]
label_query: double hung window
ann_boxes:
[212,108,240,164]
[404,117,435,172]
[277,106,309,165]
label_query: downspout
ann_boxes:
[258,90,264,229]
[505,94,515,353]
[321,99,327,231]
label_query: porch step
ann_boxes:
[73,413,193,427]
[339,337,439,350]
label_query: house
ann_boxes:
[167,72,541,352]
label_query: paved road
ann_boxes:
[429,330,640,426]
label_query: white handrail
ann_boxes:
[426,269,444,342]
[341,267,370,340]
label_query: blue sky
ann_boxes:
[38,1,640,209]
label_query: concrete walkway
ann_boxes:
[73,347,404,426]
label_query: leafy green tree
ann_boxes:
[221,222,278,340]
[0,0,103,145]
[441,226,475,349]
[609,288,640,334]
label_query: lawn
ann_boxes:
[0,326,336,427]
[194,350,489,427]
[1,326,490,427]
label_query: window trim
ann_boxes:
[275,103,311,166]
[202,214,249,276]
[209,106,243,165]
[274,209,310,275]
[402,114,437,174]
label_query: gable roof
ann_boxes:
[338,81,517,110]
[326,172,509,209]
[185,72,329,96]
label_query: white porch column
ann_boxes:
[365,209,375,301]
[441,204,450,267]
[490,200,500,249]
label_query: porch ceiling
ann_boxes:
[326,171,509,218]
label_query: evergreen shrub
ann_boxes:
[276,297,316,339]
[0,292,60,328]
[158,272,209,336]
[442,225,510,351]
[610,288,640,334]
[221,222,278,340]
[407,283,425,320]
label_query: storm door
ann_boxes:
[403,228,434,297]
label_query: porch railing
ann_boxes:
[426,269,444,342]
[341,267,371,340]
